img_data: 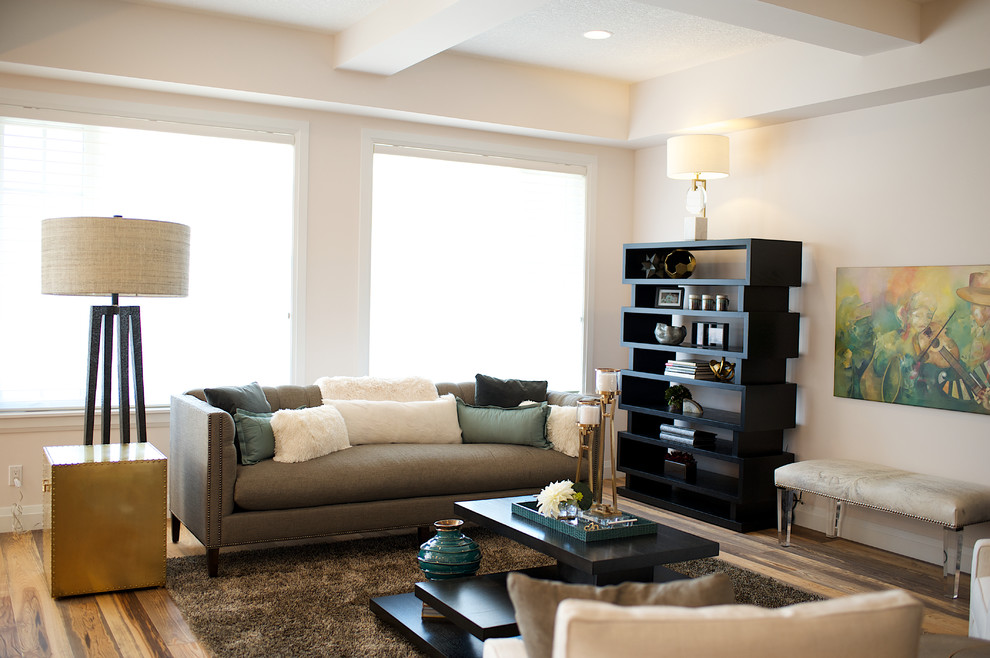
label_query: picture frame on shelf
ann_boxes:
[692,322,729,349]
[655,287,684,309]
[691,322,708,346]
[705,323,729,349]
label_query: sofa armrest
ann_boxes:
[169,393,237,550]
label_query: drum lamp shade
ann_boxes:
[41,216,190,298]
[666,134,730,180]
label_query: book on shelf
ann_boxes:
[659,424,716,447]
[663,371,716,380]
[664,359,716,380]
[660,431,716,448]
[660,424,716,439]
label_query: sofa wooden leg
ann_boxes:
[207,548,219,577]
[170,513,181,543]
[417,525,433,543]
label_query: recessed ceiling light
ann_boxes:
[583,30,613,40]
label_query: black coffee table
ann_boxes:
[370,495,719,658]
[457,496,719,585]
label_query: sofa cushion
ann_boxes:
[324,394,462,445]
[271,405,350,463]
[552,589,922,658]
[457,399,551,449]
[233,409,276,465]
[233,443,576,511]
[475,374,548,407]
[507,571,735,658]
[315,375,438,402]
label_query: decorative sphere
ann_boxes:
[663,249,696,279]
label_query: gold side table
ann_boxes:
[43,442,167,598]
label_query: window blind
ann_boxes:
[0,115,295,410]
[369,143,589,391]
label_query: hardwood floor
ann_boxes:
[0,493,972,657]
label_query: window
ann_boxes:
[369,143,589,391]
[0,115,295,410]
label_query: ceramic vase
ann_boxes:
[417,519,481,580]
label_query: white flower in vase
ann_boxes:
[537,480,577,518]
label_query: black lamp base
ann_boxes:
[84,302,146,445]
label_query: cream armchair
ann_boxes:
[973,538,990,639]
[483,589,990,658]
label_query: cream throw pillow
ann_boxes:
[507,571,735,658]
[314,375,438,402]
[323,394,462,445]
[271,405,350,463]
[522,401,581,457]
[552,589,923,658]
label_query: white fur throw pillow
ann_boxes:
[323,394,462,445]
[271,405,350,463]
[314,375,439,402]
[522,401,581,457]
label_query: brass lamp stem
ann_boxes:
[691,176,708,218]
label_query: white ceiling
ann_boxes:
[114,0,924,83]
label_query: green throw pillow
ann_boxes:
[455,398,551,448]
[205,382,273,464]
[507,571,736,658]
[233,409,275,465]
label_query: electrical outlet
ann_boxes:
[9,465,22,487]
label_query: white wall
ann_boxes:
[0,72,634,530]
[635,84,990,565]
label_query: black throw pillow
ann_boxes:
[204,381,272,418]
[475,373,548,407]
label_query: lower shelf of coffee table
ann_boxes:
[371,591,485,658]
[370,565,557,658]
[370,562,695,658]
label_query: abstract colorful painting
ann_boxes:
[835,265,990,415]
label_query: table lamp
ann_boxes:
[667,134,729,240]
[41,216,190,445]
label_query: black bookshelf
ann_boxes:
[617,238,802,532]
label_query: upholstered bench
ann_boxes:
[775,459,990,599]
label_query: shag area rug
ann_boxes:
[166,529,822,657]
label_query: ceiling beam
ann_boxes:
[334,0,551,76]
[638,0,921,55]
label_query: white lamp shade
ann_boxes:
[667,134,730,180]
[41,216,190,297]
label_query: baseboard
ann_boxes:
[1,503,43,535]
[793,496,987,573]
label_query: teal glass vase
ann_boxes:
[417,519,481,580]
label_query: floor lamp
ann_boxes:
[41,216,190,445]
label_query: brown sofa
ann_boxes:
[168,381,580,576]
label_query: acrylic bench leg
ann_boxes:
[825,499,843,538]
[777,488,796,547]
[943,526,963,599]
